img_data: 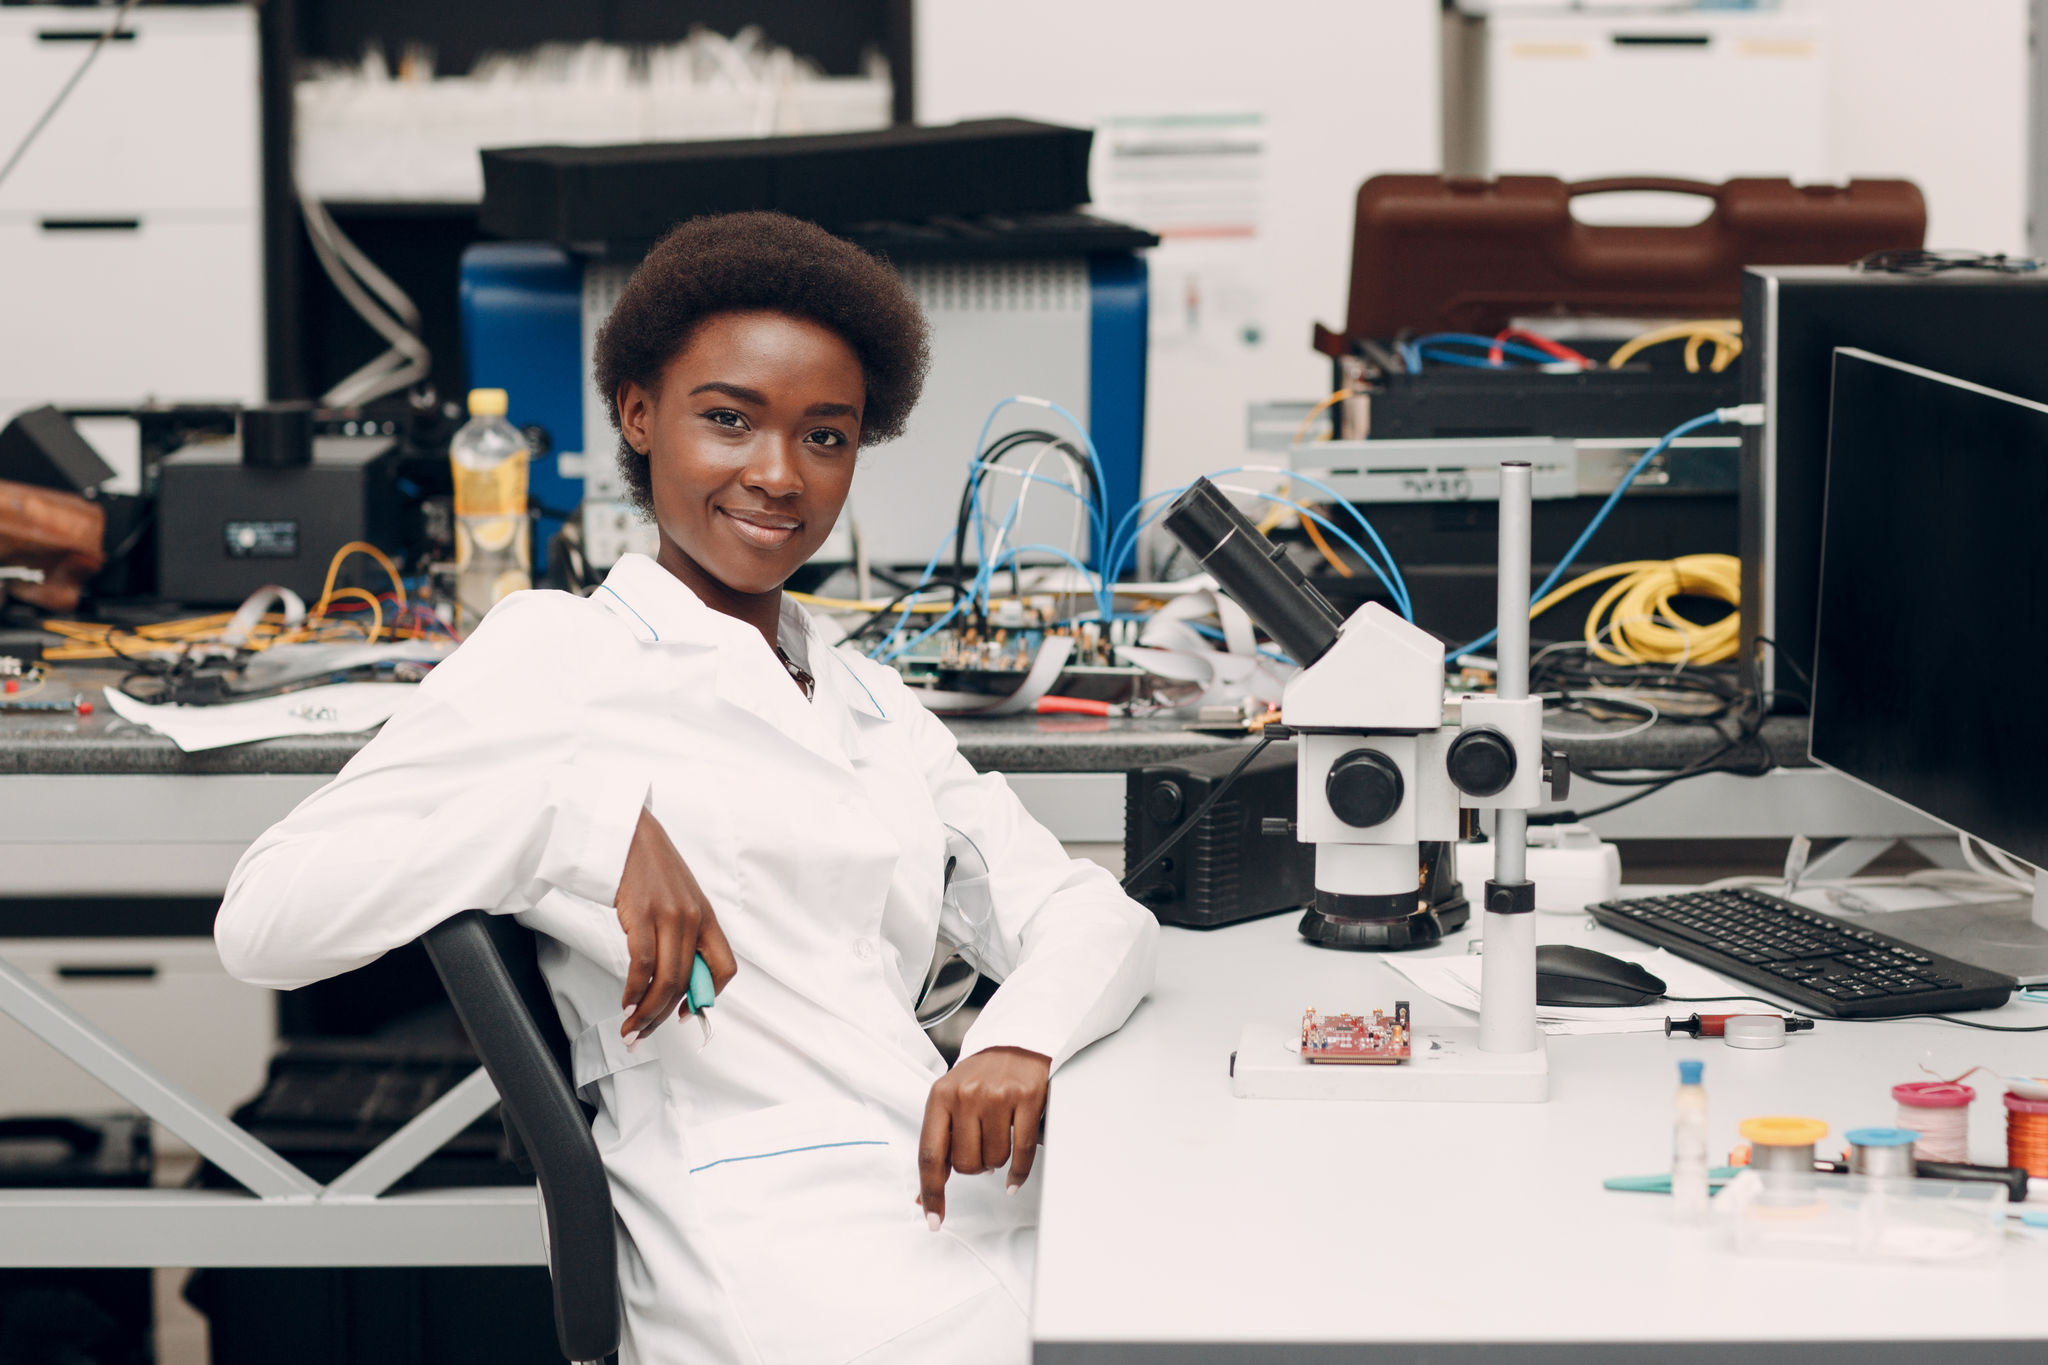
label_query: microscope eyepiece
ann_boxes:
[1161,478,1345,668]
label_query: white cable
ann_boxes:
[977,444,1089,593]
[1961,835,2034,894]
[1538,691,1660,741]
[1983,841,2037,889]
[297,187,431,406]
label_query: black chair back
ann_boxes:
[423,910,620,1365]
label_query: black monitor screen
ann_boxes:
[1810,350,2048,868]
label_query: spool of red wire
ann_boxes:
[2005,1091,2048,1178]
[1893,1081,1975,1162]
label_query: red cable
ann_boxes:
[1035,696,1112,716]
[1489,328,1595,368]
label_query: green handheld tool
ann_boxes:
[686,954,716,1042]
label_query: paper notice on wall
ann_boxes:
[1094,113,1270,356]
[1094,112,1264,239]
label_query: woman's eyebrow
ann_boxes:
[688,381,768,404]
[805,401,860,418]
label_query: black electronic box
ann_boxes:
[156,436,404,604]
[1124,742,1312,928]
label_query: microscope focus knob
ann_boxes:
[1447,728,1517,798]
[1326,749,1404,828]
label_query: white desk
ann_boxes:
[1034,905,2048,1363]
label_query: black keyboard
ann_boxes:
[1589,887,2016,1018]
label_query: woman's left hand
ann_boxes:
[917,1045,1050,1229]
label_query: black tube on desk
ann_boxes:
[1161,477,1346,668]
[1913,1160,2031,1202]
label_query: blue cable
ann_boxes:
[1279,467,1413,613]
[1416,332,1567,365]
[1110,484,1411,622]
[878,400,1113,657]
[1403,333,1572,371]
[1450,408,1730,660]
[1104,468,1412,620]
[1418,347,1511,370]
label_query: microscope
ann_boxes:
[1161,463,1560,1101]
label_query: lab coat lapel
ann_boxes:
[596,555,857,775]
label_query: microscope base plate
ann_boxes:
[1231,1021,1547,1102]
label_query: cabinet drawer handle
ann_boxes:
[1611,33,1711,48]
[56,964,158,981]
[39,218,142,233]
[36,29,137,43]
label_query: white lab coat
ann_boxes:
[215,552,1158,1365]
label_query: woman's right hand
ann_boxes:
[614,807,738,1041]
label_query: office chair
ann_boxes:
[420,892,981,1365]
[422,910,619,1365]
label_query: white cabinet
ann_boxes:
[0,4,262,420]
[0,937,277,1152]
[1477,9,1828,221]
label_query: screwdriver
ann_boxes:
[1665,1012,1815,1038]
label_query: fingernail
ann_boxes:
[925,1212,942,1233]
[1007,1183,1020,1196]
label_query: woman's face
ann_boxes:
[618,310,865,601]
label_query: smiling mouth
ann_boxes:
[718,506,801,549]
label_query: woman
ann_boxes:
[215,212,1158,1365]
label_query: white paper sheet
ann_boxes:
[1382,946,1781,1036]
[102,682,417,752]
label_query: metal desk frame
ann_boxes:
[0,952,541,1268]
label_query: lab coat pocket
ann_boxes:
[683,1100,996,1365]
[571,1013,665,1151]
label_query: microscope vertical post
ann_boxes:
[1479,462,1539,1055]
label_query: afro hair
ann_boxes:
[592,211,930,513]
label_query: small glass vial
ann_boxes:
[1672,1058,1710,1222]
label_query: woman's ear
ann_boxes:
[617,380,652,456]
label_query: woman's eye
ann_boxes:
[807,428,849,448]
[704,409,748,429]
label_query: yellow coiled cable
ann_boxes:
[1528,553,1740,665]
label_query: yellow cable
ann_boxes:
[788,592,957,613]
[41,543,413,661]
[1608,321,1742,373]
[1299,515,1353,578]
[1260,390,1356,535]
[1290,390,1354,448]
[1528,554,1741,665]
[308,587,383,643]
[319,541,406,610]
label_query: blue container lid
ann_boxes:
[1678,1059,1703,1084]
[1845,1126,1920,1147]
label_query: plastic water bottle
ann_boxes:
[449,387,530,627]
[1673,1058,1710,1222]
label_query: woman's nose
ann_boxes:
[742,436,804,498]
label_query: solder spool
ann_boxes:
[2004,1091,2048,1179]
[1739,1116,1828,1186]
[1845,1127,1920,1180]
[1893,1081,1974,1163]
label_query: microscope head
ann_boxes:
[1162,480,1455,912]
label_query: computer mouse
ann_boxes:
[1533,944,1667,1007]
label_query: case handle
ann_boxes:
[1568,177,1722,201]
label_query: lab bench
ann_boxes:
[0,670,1929,898]
[0,674,1945,1141]
[1032,908,2048,1362]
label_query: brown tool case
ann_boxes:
[1314,175,1926,353]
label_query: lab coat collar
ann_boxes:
[594,554,890,727]
[591,553,728,647]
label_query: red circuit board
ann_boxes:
[1300,1002,1411,1065]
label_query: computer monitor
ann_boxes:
[1810,348,2048,982]
[1739,266,2048,706]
